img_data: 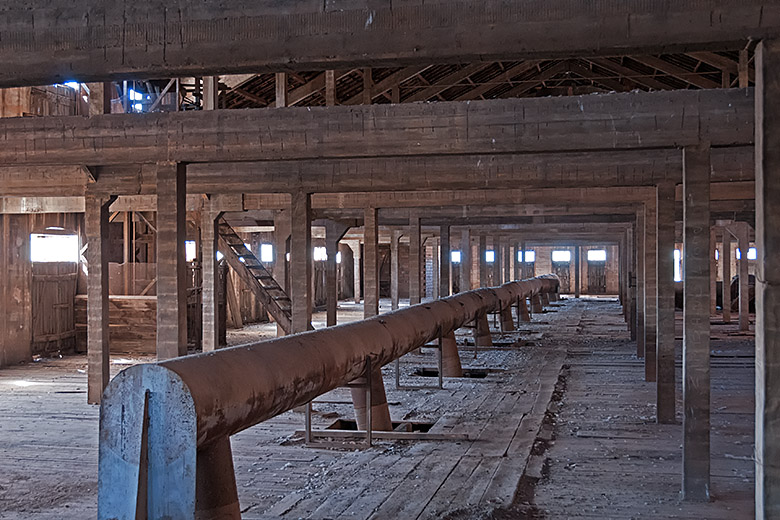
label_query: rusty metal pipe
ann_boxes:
[518,297,531,322]
[350,366,393,431]
[500,306,515,332]
[98,275,558,520]
[531,293,544,313]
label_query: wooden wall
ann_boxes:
[31,262,77,355]
[0,214,32,367]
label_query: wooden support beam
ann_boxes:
[587,57,673,90]
[632,55,721,89]
[202,203,222,351]
[155,162,187,360]
[325,220,350,326]
[722,231,732,323]
[755,40,780,517]
[736,221,751,331]
[460,229,471,292]
[345,66,426,105]
[440,225,451,297]
[739,49,751,88]
[644,198,658,381]
[405,63,488,103]
[454,61,540,101]
[636,209,646,358]
[325,70,336,106]
[290,191,312,333]
[390,230,401,310]
[86,193,115,404]
[275,72,288,108]
[656,181,676,424]
[409,216,421,305]
[364,208,379,317]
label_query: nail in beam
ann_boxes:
[636,209,646,358]
[682,142,711,501]
[364,208,379,318]
[409,216,421,305]
[756,39,780,519]
[656,181,676,424]
[291,191,312,333]
[156,162,187,361]
[645,198,658,382]
[86,193,114,404]
[440,225,450,298]
[201,202,223,352]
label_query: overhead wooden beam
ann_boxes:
[0,1,776,87]
[0,88,752,170]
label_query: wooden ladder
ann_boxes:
[217,220,294,334]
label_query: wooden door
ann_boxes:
[587,260,607,294]
[553,262,571,293]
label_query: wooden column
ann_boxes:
[636,209,646,358]
[721,231,732,323]
[574,246,581,298]
[755,40,780,518]
[479,235,488,287]
[364,208,379,317]
[351,242,362,305]
[275,73,288,108]
[737,222,751,331]
[202,76,219,111]
[409,216,421,305]
[645,199,658,381]
[156,162,187,360]
[628,226,638,340]
[656,181,677,424]
[440,225,450,298]
[493,236,502,286]
[274,210,291,336]
[201,205,222,352]
[325,70,337,106]
[290,191,312,332]
[460,229,471,292]
[504,242,512,283]
[710,228,718,316]
[431,238,440,299]
[682,143,711,501]
[520,241,527,279]
[390,230,401,310]
[326,221,349,326]
[86,193,114,404]
[123,212,131,295]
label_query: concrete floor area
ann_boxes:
[0,299,753,519]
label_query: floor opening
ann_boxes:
[413,367,491,378]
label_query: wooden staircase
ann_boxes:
[217,220,294,334]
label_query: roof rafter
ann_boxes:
[631,55,720,89]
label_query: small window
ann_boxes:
[260,243,274,263]
[735,247,757,260]
[674,249,682,282]
[714,249,719,260]
[587,249,607,262]
[313,247,327,261]
[30,234,79,263]
[185,241,197,262]
[519,250,535,263]
[451,251,461,264]
[336,251,342,264]
[551,250,571,263]
[485,250,495,263]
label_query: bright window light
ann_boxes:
[216,251,224,261]
[260,243,274,263]
[30,234,79,263]
[551,250,571,263]
[714,249,719,260]
[735,247,758,261]
[63,81,80,90]
[129,89,144,101]
[185,241,197,262]
[519,250,535,263]
[485,250,495,263]
[587,249,607,262]
[133,103,143,112]
[451,250,462,264]
[313,246,327,261]
[674,249,682,282]
[336,251,342,264]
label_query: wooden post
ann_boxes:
[409,216,421,305]
[202,76,219,111]
[86,193,114,404]
[656,181,676,424]
[364,208,379,317]
[275,72,288,108]
[479,235,488,288]
[156,162,187,360]
[710,228,718,316]
[201,205,222,351]
[460,229,471,292]
[737,222,751,331]
[682,143,711,501]
[755,40,780,518]
[645,199,658,381]
[574,246,581,298]
[636,209,646,358]
[362,68,373,105]
[123,211,131,295]
[326,221,349,326]
[274,210,291,336]
[493,236,502,286]
[722,231,732,323]
[440,225,450,298]
[390,230,401,310]
[290,191,312,333]
[325,70,336,106]
[351,242,362,305]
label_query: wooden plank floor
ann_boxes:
[0,298,755,519]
